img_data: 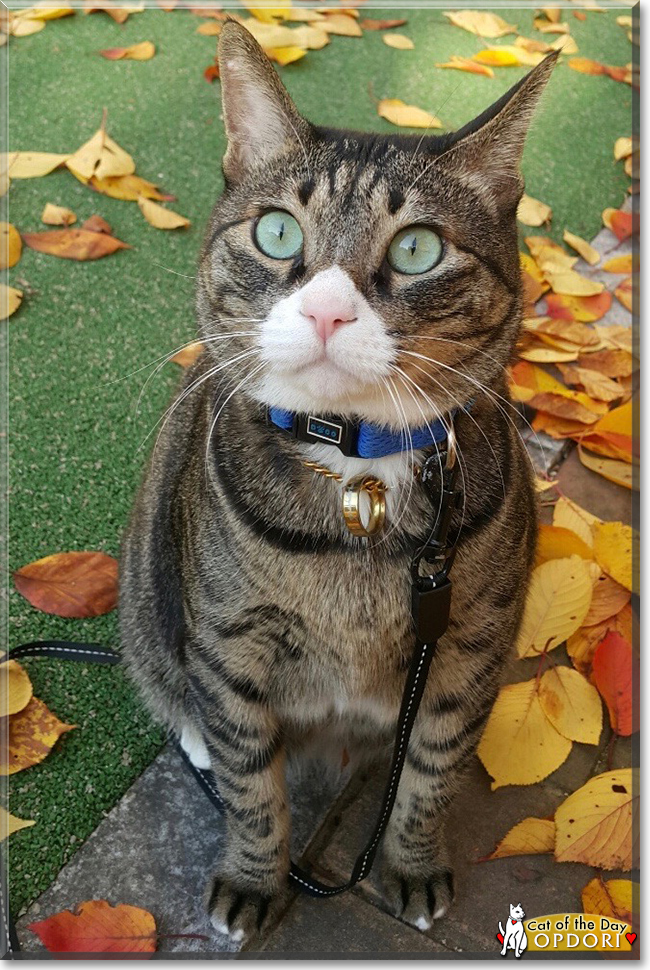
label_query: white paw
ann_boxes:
[415,915,432,932]
[180,724,211,770]
[433,903,448,920]
[211,917,244,943]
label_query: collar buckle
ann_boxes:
[291,411,359,457]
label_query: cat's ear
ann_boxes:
[217,21,309,182]
[443,52,558,207]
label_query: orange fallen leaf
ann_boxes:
[614,276,633,312]
[602,254,635,273]
[171,341,204,367]
[583,573,630,627]
[567,603,632,675]
[81,215,112,234]
[0,697,75,775]
[137,196,190,230]
[602,207,636,242]
[196,20,220,34]
[359,18,407,29]
[435,56,494,77]
[592,632,636,736]
[576,349,635,379]
[100,41,156,60]
[557,365,623,404]
[203,62,220,82]
[532,411,593,440]
[544,291,612,323]
[29,900,157,953]
[21,228,129,261]
[41,202,76,226]
[14,551,119,617]
[535,525,593,566]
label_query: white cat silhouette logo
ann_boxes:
[497,903,528,958]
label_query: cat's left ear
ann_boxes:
[217,21,310,183]
[443,52,558,207]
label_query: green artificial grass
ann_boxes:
[5,4,633,916]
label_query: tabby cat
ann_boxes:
[120,21,555,944]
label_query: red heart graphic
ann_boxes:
[511,919,517,925]
[496,932,504,945]
[626,933,637,945]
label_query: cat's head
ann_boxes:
[510,903,525,920]
[197,21,556,428]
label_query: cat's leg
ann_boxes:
[189,657,291,944]
[379,669,495,931]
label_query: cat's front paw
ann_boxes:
[205,874,288,945]
[379,862,454,932]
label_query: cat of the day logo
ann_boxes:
[496,904,637,957]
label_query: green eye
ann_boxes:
[254,211,303,260]
[387,226,443,275]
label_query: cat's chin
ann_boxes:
[254,365,388,419]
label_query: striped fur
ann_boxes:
[120,23,554,942]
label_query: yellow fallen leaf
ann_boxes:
[550,34,578,54]
[518,341,578,364]
[100,41,156,60]
[518,194,552,227]
[0,222,22,268]
[592,521,636,593]
[0,807,35,841]
[562,230,599,266]
[0,696,75,775]
[378,99,441,129]
[602,254,634,273]
[443,10,517,38]
[170,341,204,367]
[616,15,633,28]
[1,283,23,320]
[484,44,544,67]
[478,679,572,789]
[517,556,594,658]
[66,118,135,182]
[266,45,306,64]
[88,173,172,202]
[614,276,633,312]
[137,196,190,230]
[0,659,33,716]
[555,769,637,869]
[382,33,413,49]
[18,4,74,20]
[535,478,557,493]
[286,7,325,22]
[567,603,633,675]
[241,2,290,23]
[544,267,604,297]
[540,7,562,23]
[291,25,329,49]
[582,877,634,923]
[472,48,519,66]
[239,18,298,47]
[526,235,578,270]
[523,316,599,349]
[535,524,593,565]
[614,136,633,161]
[2,151,70,178]
[579,446,635,490]
[552,496,599,547]
[538,666,602,744]
[41,202,76,226]
[582,573,630,626]
[557,365,624,403]
[485,816,555,860]
[435,55,494,77]
[196,20,220,34]
[320,13,362,36]
[534,18,568,33]
[11,17,45,35]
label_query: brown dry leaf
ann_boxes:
[81,215,112,234]
[567,603,633,675]
[516,556,594,658]
[378,99,442,129]
[89,173,174,202]
[442,10,517,38]
[562,230,599,266]
[614,276,633,312]
[2,152,70,178]
[13,551,119,617]
[554,769,636,869]
[538,666,602,745]
[582,877,634,924]
[523,317,599,349]
[532,412,593,440]
[382,33,413,49]
[196,20,220,34]
[22,228,129,261]
[577,348,635,379]
[203,62,220,82]
[100,41,156,60]
[517,194,552,227]
[66,117,135,182]
[320,13,362,36]
[435,56,494,78]
[359,18,407,30]
[0,696,75,775]
[28,900,157,953]
[0,222,22,268]
[0,807,36,841]
[41,203,76,226]
[171,342,204,367]
[484,817,555,861]
[556,365,622,403]
[477,679,572,789]
[137,196,190,230]
[579,446,635,491]
[1,284,23,319]
[0,659,33,716]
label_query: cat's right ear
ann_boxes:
[217,21,309,183]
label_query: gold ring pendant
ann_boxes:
[342,475,387,537]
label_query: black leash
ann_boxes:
[2,449,460,950]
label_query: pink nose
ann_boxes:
[301,294,357,343]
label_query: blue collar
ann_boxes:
[267,406,449,459]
